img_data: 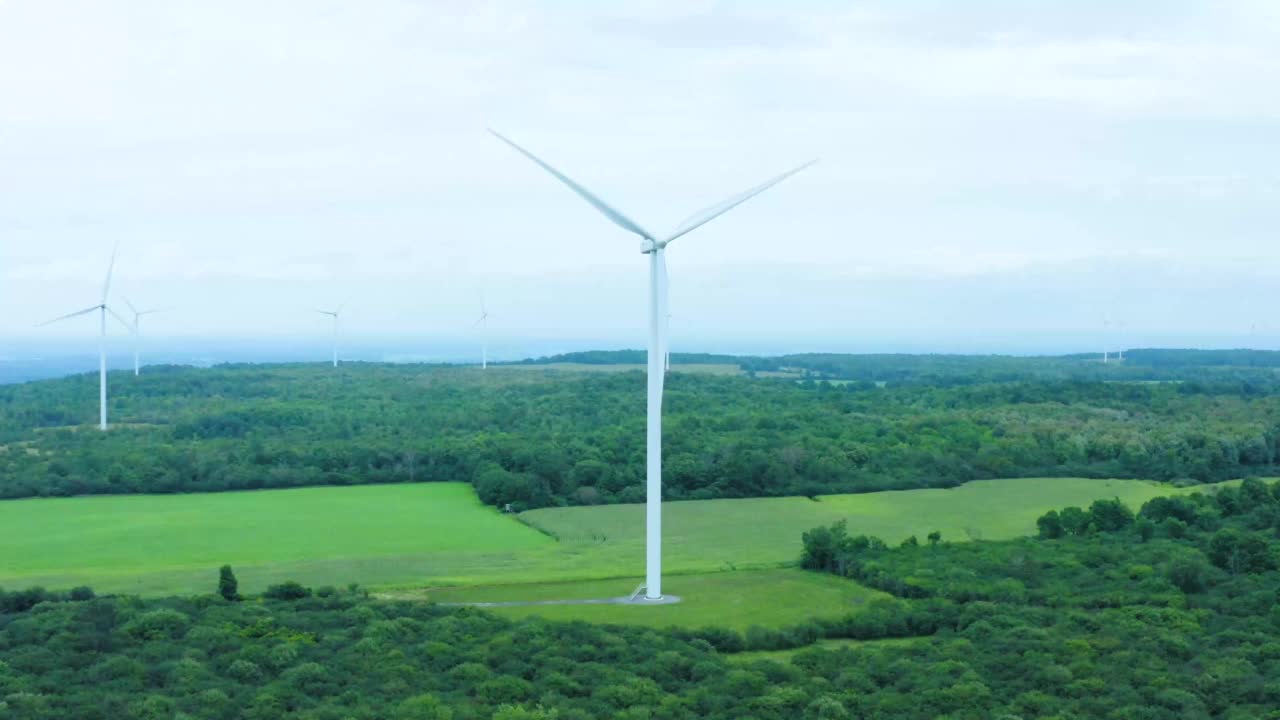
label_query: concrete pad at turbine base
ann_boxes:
[440,594,682,608]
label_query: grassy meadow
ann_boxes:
[0,477,1224,608]
[413,569,887,630]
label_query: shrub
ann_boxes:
[263,582,312,601]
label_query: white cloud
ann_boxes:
[1,0,1278,348]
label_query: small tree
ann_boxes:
[218,565,239,601]
[927,531,942,547]
[1036,510,1064,539]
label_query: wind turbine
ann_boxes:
[121,297,169,376]
[315,305,343,367]
[474,292,490,370]
[492,129,814,600]
[38,245,128,430]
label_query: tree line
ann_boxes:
[6,361,1280,510]
[794,477,1280,717]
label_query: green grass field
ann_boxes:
[407,569,887,630]
[0,483,553,595]
[0,477,1224,604]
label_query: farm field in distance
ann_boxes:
[0,476,1238,619]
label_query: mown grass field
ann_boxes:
[0,483,553,595]
[0,477,1223,605]
[412,569,887,630]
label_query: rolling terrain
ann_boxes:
[0,477,1237,627]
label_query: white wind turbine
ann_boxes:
[38,246,129,430]
[492,130,814,600]
[121,297,169,376]
[474,292,490,370]
[315,305,343,367]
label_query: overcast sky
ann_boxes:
[2,0,1279,353]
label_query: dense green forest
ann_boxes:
[3,481,1278,718]
[5,355,1280,509]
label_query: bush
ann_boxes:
[263,582,312,601]
[124,609,191,640]
[1168,556,1211,593]
[1036,510,1064,539]
[1088,498,1135,532]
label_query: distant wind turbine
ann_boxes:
[315,305,343,367]
[38,245,129,430]
[474,292,490,370]
[121,297,169,376]
[492,129,814,600]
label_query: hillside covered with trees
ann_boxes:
[4,354,1280,510]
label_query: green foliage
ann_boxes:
[788,485,1280,717]
[4,480,1280,717]
[1036,509,1063,538]
[5,361,1280,510]
[217,565,239,601]
[262,581,312,601]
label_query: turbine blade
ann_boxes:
[101,242,119,304]
[106,305,133,332]
[121,295,139,315]
[662,159,818,246]
[489,129,656,240]
[315,309,336,316]
[37,305,100,327]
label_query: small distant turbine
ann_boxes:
[38,245,129,430]
[121,296,170,376]
[315,305,343,367]
[492,129,814,600]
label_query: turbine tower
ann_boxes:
[39,245,128,430]
[492,130,814,600]
[474,293,490,370]
[316,306,343,367]
[121,297,168,376]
